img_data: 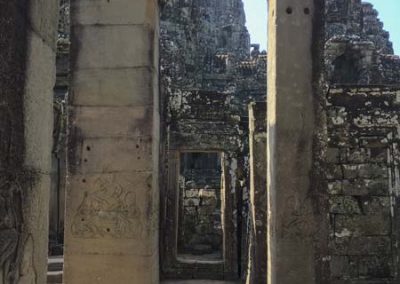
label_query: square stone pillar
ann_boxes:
[267,0,326,283]
[0,1,58,283]
[247,102,267,284]
[64,0,160,283]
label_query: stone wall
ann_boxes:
[179,185,222,257]
[160,90,246,280]
[327,86,400,282]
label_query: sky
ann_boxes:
[243,0,268,51]
[243,0,400,55]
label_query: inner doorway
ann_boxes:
[177,152,224,262]
[161,150,240,281]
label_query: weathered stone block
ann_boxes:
[195,224,210,235]
[327,147,340,163]
[198,206,216,215]
[331,236,391,255]
[341,180,368,196]
[369,147,388,163]
[358,256,393,278]
[71,68,153,106]
[327,164,343,180]
[364,179,390,195]
[342,165,359,179]
[24,31,56,171]
[199,188,217,198]
[72,0,157,27]
[183,198,200,207]
[360,197,390,215]
[73,25,153,70]
[335,214,391,237]
[330,256,358,279]
[329,196,362,214]
[185,189,199,198]
[328,181,343,195]
[201,197,217,207]
[328,107,348,126]
[358,164,388,179]
[342,164,388,179]
[342,179,389,196]
[346,148,370,163]
[184,206,197,215]
[71,106,154,138]
[360,136,389,148]
[69,137,153,174]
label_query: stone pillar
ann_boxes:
[247,102,267,284]
[0,1,58,283]
[267,1,326,283]
[64,0,159,283]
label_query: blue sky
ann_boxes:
[368,0,400,55]
[243,0,268,51]
[243,0,400,55]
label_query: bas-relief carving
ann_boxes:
[71,178,144,239]
[281,196,315,239]
[1,201,37,284]
[18,236,37,284]
[0,229,18,284]
[0,181,21,284]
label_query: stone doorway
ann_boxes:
[177,152,224,262]
[161,150,240,281]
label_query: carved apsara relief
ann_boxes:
[71,178,143,239]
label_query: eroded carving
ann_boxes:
[0,178,23,284]
[281,196,315,239]
[18,236,37,284]
[71,178,143,239]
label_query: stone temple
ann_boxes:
[1,0,400,283]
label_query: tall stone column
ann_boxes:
[0,1,58,284]
[64,0,160,283]
[267,0,326,283]
[247,102,267,284]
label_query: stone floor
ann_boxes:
[162,281,238,284]
[47,256,63,284]
[48,256,238,284]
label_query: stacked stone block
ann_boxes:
[179,185,222,257]
[327,86,400,282]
